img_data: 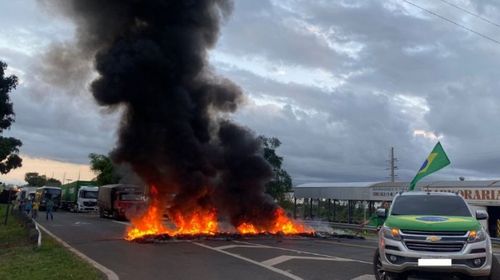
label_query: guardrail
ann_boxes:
[305,221,500,244]
[303,220,378,232]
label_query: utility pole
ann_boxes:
[388,147,398,182]
[4,189,12,225]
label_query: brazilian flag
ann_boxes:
[409,142,450,191]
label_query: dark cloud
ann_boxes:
[216,0,500,183]
[2,0,500,187]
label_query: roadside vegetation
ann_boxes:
[0,204,105,280]
[0,61,22,176]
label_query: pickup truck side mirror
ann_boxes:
[475,210,488,220]
[376,208,387,218]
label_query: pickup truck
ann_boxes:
[374,191,492,280]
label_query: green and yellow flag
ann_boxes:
[409,142,450,191]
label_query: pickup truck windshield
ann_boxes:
[391,195,471,216]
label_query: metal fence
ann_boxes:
[305,220,500,245]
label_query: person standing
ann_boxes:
[46,198,54,221]
[362,201,390,228]
[25,199,32,216]
[32,200,39,219]
[19,199,25,213]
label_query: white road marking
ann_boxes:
[350,274,374,280]
[35,222,119,280]
[261,255,355,266]
[215,244,268,250]
[112,220,131,226]
[193,242,303,280]
[234,240,371,264]
[74,221,91,225]
[315,240,378,250]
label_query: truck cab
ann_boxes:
[75,186,99,212]
[35,186,62,211]
[98,184,146,220]
[374,191,492,280]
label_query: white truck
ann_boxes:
[61,181,99,212]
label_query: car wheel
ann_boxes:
[374,249,388,280]
[373,249,406,280]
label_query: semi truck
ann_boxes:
[16,186,37,202]
[61,181,99,212]
[98,184,146,220]
[35,186,62,211]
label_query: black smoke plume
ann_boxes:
[45,0,278,229]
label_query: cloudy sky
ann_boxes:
[1,0,500,185]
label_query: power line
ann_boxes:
[437,0,500,28]
[401,0,500,46]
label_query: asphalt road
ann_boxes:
[35,211,500,280]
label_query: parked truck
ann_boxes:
[16,186,37,202]
[98,184,146,220]
[35,186,62,211]
[61,181,99,212]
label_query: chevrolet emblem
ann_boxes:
[426,236,442,242]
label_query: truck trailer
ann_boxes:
[98,184,146,220]
[61,181,99,212]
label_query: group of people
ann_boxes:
[16,197,55,221]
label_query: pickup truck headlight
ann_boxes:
[468,229,487,243]
[382,226,401,241]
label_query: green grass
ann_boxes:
[0,204,105,280]
[0,205,29,249]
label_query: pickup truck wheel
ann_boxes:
[373,249,406,280]
[374,249,388,280]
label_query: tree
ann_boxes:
[25,172,46,187]
[46,177,62,186]
[0,61,22,174]
[259,136,293,204]
[24,172,61,187]
[89,153,121,186]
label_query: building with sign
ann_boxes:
[293,180,500,237]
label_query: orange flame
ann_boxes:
[126,186,221,240]
[126,202,169,240]
[171,209,218,235]
[126,186,312,240]
[236,208,313,235]
[236,223,259,234]
[270,208,312,234]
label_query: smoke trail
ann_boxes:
[44,0,278,228]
